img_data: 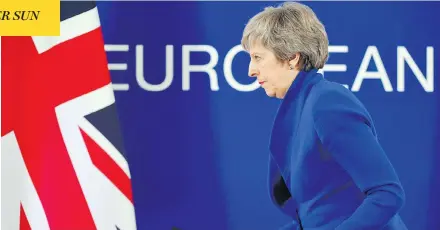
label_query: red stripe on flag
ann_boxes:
[80,129,134,202]
[20,204,31,230]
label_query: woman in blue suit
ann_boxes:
[241,2,407,229]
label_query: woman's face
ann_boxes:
[247,43,300,99]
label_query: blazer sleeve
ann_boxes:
[268,155,299,229]
[312,88,405,230]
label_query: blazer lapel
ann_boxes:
[269,69,323,187]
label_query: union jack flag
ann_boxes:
[1,2,137,229]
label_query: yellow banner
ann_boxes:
[0,0,60,36]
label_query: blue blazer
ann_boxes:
[268,69,407,230]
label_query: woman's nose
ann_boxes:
[248,64,258,77]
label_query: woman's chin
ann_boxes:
[264,89,276,98]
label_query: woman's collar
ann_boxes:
[282,68,320,102]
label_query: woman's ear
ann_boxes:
[288,53,301,70]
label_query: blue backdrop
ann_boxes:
[96,2,439,230]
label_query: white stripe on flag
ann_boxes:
[79,117,131,178]
[32,7,101,54]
